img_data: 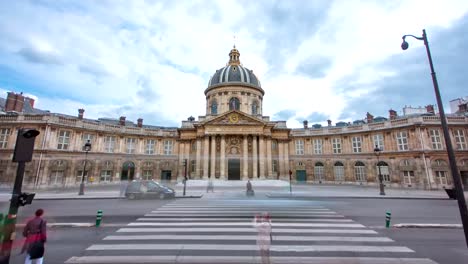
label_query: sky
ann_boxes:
[1,0,467,128]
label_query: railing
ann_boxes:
[23,115,44,121]
[0,115,18,121]
[390,118,409,126]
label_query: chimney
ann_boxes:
[26,97,35,108]
[425,104,435,114]
[5,92,16,111]
[327,119,332,126]
[366,112,374,123]
[119,116,126,126]
[137,118,143,128]
[303,120,308,129]
[78,109,85,119]
[389,109,397,120]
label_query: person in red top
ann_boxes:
[22,209,47,264]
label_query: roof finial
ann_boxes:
[233,35,236,48]
[228,41,240,65]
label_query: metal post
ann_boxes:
[421,29,468,247]
[289,170,292,194]
[78,150,88,195]
[0,162,25,263]
[183,159,187,196]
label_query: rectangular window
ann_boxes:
[142,170,152,180]
[82,133,94,146]
[377,165,391,182]
[272,160,278,173]
[314,166,324,181]
[126,138,137,154]
[373,134,384,150]
[57,130,71,150]
[100,170,112,182]
[0,128,10,149]
[332,138,342,154]
[76,170,88,183]
[435,171,448,185]
[313,139,322,154]
[455,129,466,150]
[403,171,415,185]
[190,160,196,173]
[334,166,344,181]
[272,141,277,150]
[163,140,173,155]
[50,170,64,185]
[145,139,156,154]
[429,129,443,150]
[352,136,362,153]
[104,136,116,153]
[355,166,366,181]
[295,140,304,155]
[396,131,408,151]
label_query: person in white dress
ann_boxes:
[253,212,272,264]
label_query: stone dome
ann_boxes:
[207,47,261,88]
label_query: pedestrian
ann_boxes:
[22,209,47,264]
[246,180,254,196]
[120,180,128,198]
[207,179,214,193]
[253,212,272,264]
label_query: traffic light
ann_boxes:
[12,128,40,162]
[17,192,36,206]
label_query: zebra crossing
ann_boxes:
[65,200,438,264]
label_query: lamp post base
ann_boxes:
[79,182,85,195]
[379,183,386,196]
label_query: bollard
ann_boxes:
[385,211,391,228]
[0,213,3,240]
[96,210,103,227]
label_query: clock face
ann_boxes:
[229,113,239,123]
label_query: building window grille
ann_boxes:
[373,134,384,150]
[57,130,71,150]
[429,129,443,150]
[145,139,156,154]
[455,129,466,150]
[313,139,322,154]
[332,138,342,154]
[352,137,362,153]
[396,131,409,151]
[295,140,304,155]
[334,161,344,181]
[126,138,137,154]
[0,128,11,149]
[354,161,366,181]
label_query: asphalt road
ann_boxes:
[1,197,467,264]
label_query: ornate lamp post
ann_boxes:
[401,29,468,247]
[78,139,92,195]
[373,146,385,195]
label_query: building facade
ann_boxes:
[1,47,468,190]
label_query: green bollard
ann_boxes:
[96,210,103,227]
[385,211,392,228]
[0,213,4,240]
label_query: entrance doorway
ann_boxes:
[296,170,307,182]
[121,161,135,181]
[161,170,172,182]
[461,171,468,191]
[228,159,241,180]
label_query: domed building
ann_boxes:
[0,47,467,190]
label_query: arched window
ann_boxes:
[334,161,344,181]
[376,161,390,182]
[252,101,258,115]
[314,162,324,182]
[229,97,240,111]
[354,161,366,182]
[211,100,218,115]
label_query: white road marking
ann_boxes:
[66,256,438,264]
[127,222,366,228]
[116,227,378,234]
[103,235,393,242]
[136,217,354,222]
[151,210,337,214]
[86,243,414,252]
[144,213,345,217]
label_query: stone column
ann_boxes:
[252,135,258,179]
[259,136,265,179]
[284,140,290,177]
[278,141,284,179]
[210,136,216,179]
[243,135,248,180]
[267,138,273,179]
[203,136,209,179]
[185,142,191,178]
[196,138,202,178]
[220,135,226,180]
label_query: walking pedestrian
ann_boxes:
[120,180,128,198]
[22,209,47,264]
[207,179,214,193]
[253,212,272,264]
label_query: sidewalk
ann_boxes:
[0,180,464,201]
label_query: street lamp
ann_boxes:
[78,139,92,195]
[373,146,385,195]
[401,29,468,247]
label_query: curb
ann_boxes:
[266,194,450,200]
[32,195,203,200]
[393,223,462,229]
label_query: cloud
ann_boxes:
[273,109,296,120]
[17,47,62,65]
[295,57,332,79]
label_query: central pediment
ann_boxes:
[202,110,266,126]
